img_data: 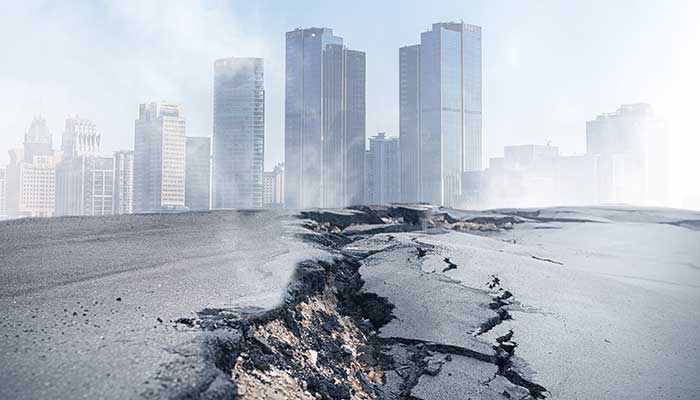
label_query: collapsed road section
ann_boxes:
[148,205,546,399]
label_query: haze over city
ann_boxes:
[2,2,700,400]
[1,0,698,210]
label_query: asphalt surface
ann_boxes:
[1,205,699,399]
[353,206,700,399]
[0,210,321,400]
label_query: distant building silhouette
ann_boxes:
[56,117,114,216]
[482,104,667,208]
[134,102,186,213]
[22,115,53,163]
[263,163,285,208]
[285,27,365,209]
[586,103,667,205]
[213,57,264,209]
[365,132,400,205]
[113,150,134,214]
[5,116,56,217]
[185,136,211,211]
[400,22,483,207]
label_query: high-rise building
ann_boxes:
[399,44,421,203]
[400,22,483,206]
[61,117,100,159]
[365,132,400,205]
[213,58,264,209]
[285,27,366,209]
[22,115,53,163]
[6,153,57,218]
[263,163,285,208]
[56,156,114,216]
[5,117,57,218]
[56,117,114,216]
[134,102,186,213]
[113,150,134,214]
[186,136,211,211]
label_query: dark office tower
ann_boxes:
[185,136,211,211]
[400,22,483,206]
[213,57,264,209]
[285,27,366,209]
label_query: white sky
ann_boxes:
[0,0,698,208]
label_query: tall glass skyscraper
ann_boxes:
[213,57,264,209]
[400,22,483,207]
[134,102,186,213]
[285,28,365,209]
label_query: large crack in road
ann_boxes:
[146,205,549,399]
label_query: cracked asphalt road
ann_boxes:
[1,205,698,399]
[356,206,700,399]
[0,210,321,400]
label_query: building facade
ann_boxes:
[285,27,366,209]
[55,117,114,216]
[400,22,483,206]
[365,132,400,205]
[6,151,56,218]
[185,136,211,211]
[5,116,56,218]
[61,117,100,159]
[263,163,285,208]
[113,150,134,214]
[213,58,264,209]
[134,102,186,213]
[22,115,53,163]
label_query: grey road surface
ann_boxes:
[0,210,319,400]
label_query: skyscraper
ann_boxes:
[22,115,53,163]
[365,132,400,205]
[56,117,114,216]
[5,116,56,218]
[400,22,483,206]
[61,117,100,158]
[113,150,134,214]
[399,44,421,203]
[134,102,186,213]
[185,136,211,211]
[213,57,264,209]
[285,27,366,209]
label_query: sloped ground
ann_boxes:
[2,205,698,399]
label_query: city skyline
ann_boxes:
[0,1,698,209]
[284,27,366,209]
